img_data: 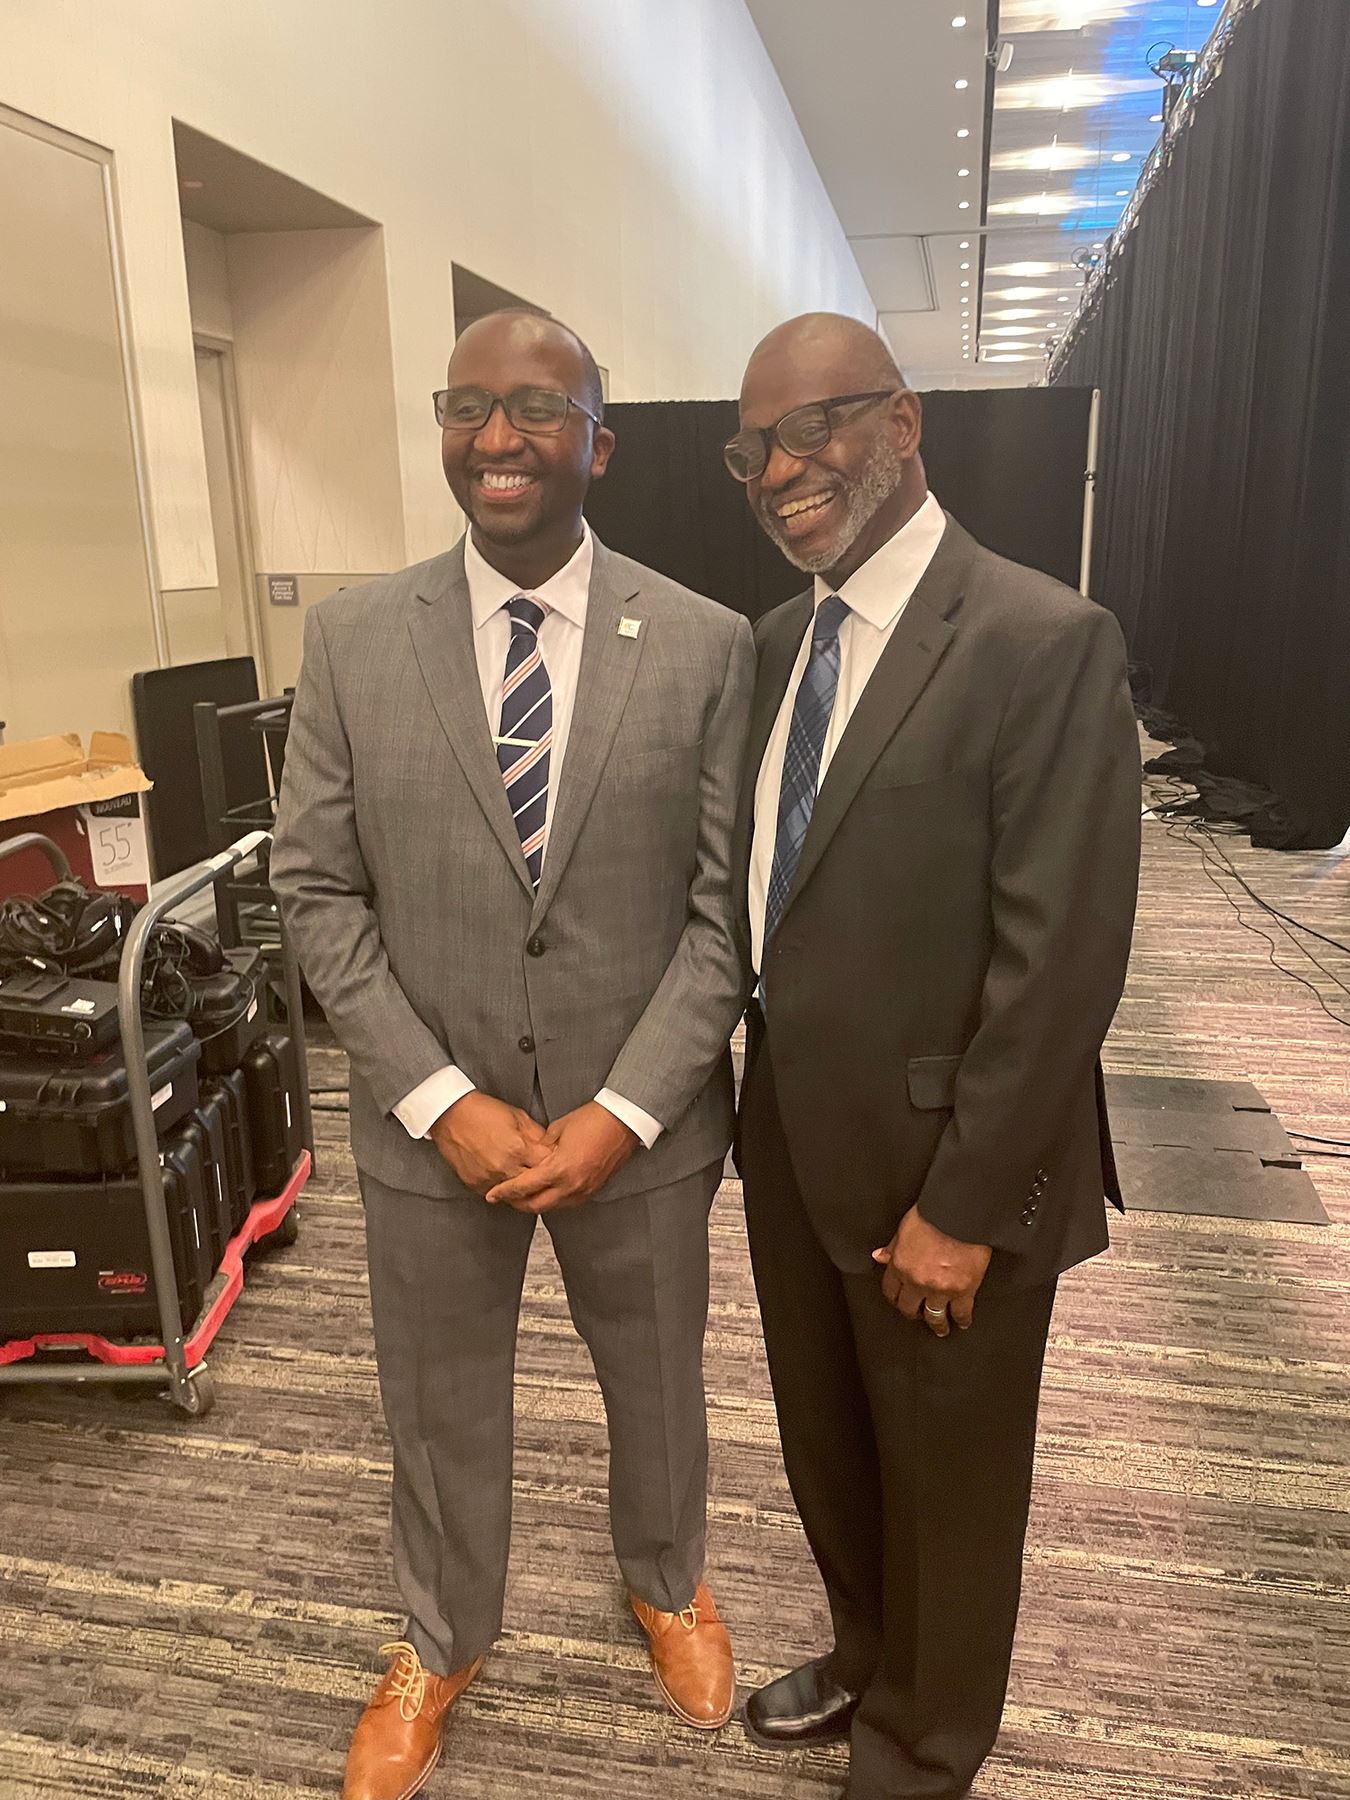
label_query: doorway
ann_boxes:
[180,338,265,680]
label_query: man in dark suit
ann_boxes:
[727,314,1141,1800]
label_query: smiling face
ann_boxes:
[738,314,925,582]
[440,312,613,565]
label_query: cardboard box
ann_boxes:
[0,733,153,902]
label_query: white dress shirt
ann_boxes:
[393,523,663,1149]
[750,492,948,975]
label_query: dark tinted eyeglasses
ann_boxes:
[432,384,601,435]
[723,390,897,482]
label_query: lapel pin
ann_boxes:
[618,616,642,639]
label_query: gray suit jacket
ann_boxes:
[271,536,755,1202]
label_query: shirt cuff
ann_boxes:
[394,1065,476,1140]
[596,1088,663,1150]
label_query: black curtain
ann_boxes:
[1054,0,1350,849]
[920,387,1092,590]
[585,390,1094,623]
[584,399,801,623]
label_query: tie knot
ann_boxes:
[813,594,849,646]
[507,595,548,635]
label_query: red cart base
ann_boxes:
[0,1149,310,1371]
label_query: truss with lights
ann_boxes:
[1046,0,1264,382]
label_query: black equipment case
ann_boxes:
[187,1091,234,1266]
[0,1124,215,1340]
[0,1022,202,1177]
[202,1069,256,1232]
[242,1030,303,1196]
[199,945,267,1077]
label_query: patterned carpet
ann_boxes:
[1,775,1347,1799]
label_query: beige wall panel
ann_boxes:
[0,118,158,741]
[255,572,375,696]
[182,219,234,341]
[161,586,227,665]
[2,0,874,572]
[227,227,406,577]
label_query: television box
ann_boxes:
[0,732,152,902]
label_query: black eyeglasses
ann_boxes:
[432,384,601,435]
[723,390,898,482]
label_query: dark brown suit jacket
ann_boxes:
[734,514,1142,1289]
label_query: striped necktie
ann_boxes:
[763,594,850,958]
[497,595,552,887]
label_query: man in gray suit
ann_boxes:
[271,310,753,1800]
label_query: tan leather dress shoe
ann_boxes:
[629,1580,736,1729]
[342,1640,483,1800]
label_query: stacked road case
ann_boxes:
[0,830,313,1417]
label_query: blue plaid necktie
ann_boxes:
[496,595,552,887]
[763,594,849,955]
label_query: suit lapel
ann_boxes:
[530,540,645,923]
[407,543,534,899]
[731,592,812,891]
[777,516,974,924]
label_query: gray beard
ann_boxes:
[760,436,906,574]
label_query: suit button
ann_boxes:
[1021,1208,1036,1227]
[527,936,546,958]
[518,1035,535,1054]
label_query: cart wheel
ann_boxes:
[178,1367,216,1418]
[266,1205,300,1248]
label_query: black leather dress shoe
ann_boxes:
[744,1655,859,1746]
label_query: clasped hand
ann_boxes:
[429,1091,638,1215]
[872,1205,993,1339]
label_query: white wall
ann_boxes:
[2,0,874,592]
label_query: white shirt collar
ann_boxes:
[465,521,594,631]
[812,491,947,631]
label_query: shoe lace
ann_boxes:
[677,1602,699,1631]
[379,1641,427,1722]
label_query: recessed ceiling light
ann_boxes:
[960,280,970,288]
[1111,151,1131,163]
[958,200,971,209]
[952,13,968,25]
[960,261,971,270]
[955,79,970,90]
[1057,295,1069,302]
[1150,113,1164,123]
[957,128,971,139]
[960,240,971,249]
[1116,189,1129,197]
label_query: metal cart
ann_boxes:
[0,828,313,1417]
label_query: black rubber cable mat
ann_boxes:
[1106,1073,1329,1225]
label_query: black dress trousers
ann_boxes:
[740,1038,1058,1800]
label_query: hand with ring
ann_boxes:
[872,1205,993,1337]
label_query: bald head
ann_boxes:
[439,307,614,581]
[735,312,926,583]
[741,313,906,413]
[450,309,604,420]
